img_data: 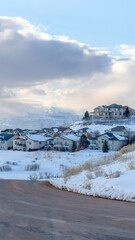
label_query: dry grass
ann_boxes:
[120,144,135,155]
[64,165,86,178]
[64,146,135,179]
[119,154,133,162]
[46,153,52,161]
[128,161,135,170]
[106,171,121,179]
[83,182,91,190]
[64,161,93,178]
[94,168,106,178]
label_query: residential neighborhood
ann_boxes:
[0,104,135,153]
[0,123,135,153]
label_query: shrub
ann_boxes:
[25,164,40,171]
[0,165,12,171]
[102,140,109,152]
[29,173,38,181]
[86,172,95,180]
[72,142,76,152]
[12,162,18,165]
[94,168,106,178]
[5,161,11,165]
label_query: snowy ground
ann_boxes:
[0,149,135,202]
[70,120,135,134]
[0,149,107,180]
[50,151,135,202]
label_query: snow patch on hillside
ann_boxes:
[50,151,135,202]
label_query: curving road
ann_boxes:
[0,180,135,240]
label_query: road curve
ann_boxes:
[0,180,135,240]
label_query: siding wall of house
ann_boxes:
[97,136,127,151]
[13,139,26,151]
[53,137,79,151]
[26,139,45,151]
[0,136,16,150]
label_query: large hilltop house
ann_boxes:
[90,104,135,120]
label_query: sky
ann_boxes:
[0,0,135,127]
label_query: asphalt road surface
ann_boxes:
[0,180,135,240]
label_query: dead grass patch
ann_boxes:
[128,161,135,170]
[83,182,91,190]
[120,144,135,155]
[106,170,121,179]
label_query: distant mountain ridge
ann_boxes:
[0,107,79,130]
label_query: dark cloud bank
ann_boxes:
[0,17,112,87]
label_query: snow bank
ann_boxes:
[50,170,135,202]
[50,152,135,202]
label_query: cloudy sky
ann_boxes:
[0,0,135,127]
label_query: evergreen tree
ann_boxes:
[79,134,89,149]
[124,107,130,118]
[102,140,109,152]
[83,111,89,119]
[72,142,76,152]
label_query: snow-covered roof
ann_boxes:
[99,132,128,141]
[53,128,58,133]
[63,134,80,142]
[113,134,128,141]
[26,134,51,142]
[103,134,113,140]
[0,134,15,141]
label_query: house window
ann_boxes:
[29,141,31,145]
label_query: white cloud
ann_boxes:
[119,44,135,56]
[0,17,135,127]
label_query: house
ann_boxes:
[53,134,80,151]
[26,134,52,151]
[13,128,24,135]
[76,127,89,137]
[44,138,53,150]
[48,127,72,137]
[89,132,128,151]
[0,134,16,150]
[62,127,73,135]
[92,104,135,119]
[127,130,135,142]
[89,136,98,150]
[13,136,26,151]
[110,126,128,137]
[110,126,135,142]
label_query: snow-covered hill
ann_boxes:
[70,119,135,134]
[51,147,135,202]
